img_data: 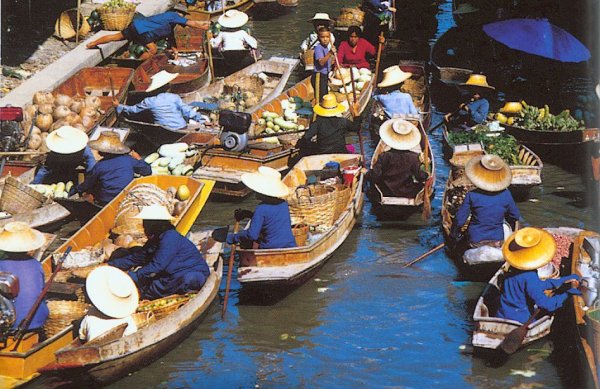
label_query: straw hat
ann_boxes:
[313,93,346,117]
[502,227,556,270]
[377,67,412,88]
[309,12,333,22]
[134,204,175,221]
[460,74,495,91]
[218,10,249,29]
[88,131,131,154]
[0,222,45,253]
[379,118,422,150]
[452,3,480,14]
[383,65,399,73]
[86,266,139,319]
[241,166,289,198]
[46,125,89,154]
[146,70,179,92]
[499,102,523,114]
[465,154,512,192]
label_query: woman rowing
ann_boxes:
[210,10,258,75]
[373,65,418,119]
[336,26,382,69]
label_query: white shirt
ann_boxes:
[300,31,335,51]
[210,30,258,51]
[79,309,138,342]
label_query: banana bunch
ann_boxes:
[137,293,195,312]
[516,101,585,132]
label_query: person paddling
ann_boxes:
[445,74,494,130]
[210,10,258,75]
[373,65,418,119]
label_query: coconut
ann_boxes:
[65,112,82,125]
[24,104,38,117]
[50,119,68,132]
[53,105,71,120]
[35,113,53,131]
[55,94,72,107]
[70,98,85,114]
[85,95,101,109]
[38,103,54,115]
[27,134,42,150]
[33,91,50,105]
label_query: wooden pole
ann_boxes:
[400,243,444,268]
[312,71,320,121]
[421,129,432,220]
[348,66,366,162]
[371,33,385,94]
[221,221,240,318]
[207,32,215,83]
[76,0,81,44]
[332,56,356,117]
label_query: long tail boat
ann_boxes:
[0,175,214,388]
[237,154,364,289]
[472,227,584,352]
[183,0,255,22]
[368,118,435,209]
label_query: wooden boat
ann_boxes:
[128,54,210,103]
[368,118,435,208]
[184,0,254,22]
[182,57,299,114]
[0,175,214,388]
[505,124,600,146]
[52,67,134,132]
[472,227,584,352]
[237,154,364,288]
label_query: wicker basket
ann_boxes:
[302,49,314,71]
[333,184,352,221]
[287,184,337,227]
[224,74,265,101]
[54,8,91,40]
[292,224,309,246]
[137,293,195,320]
[98,7,135,31]
[131,311,156,328]
[0,176,45,214]
[335,7,365,27]
[44,300,89,338]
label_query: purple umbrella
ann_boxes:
[483,18,591,63]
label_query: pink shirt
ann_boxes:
[336,38,376,69]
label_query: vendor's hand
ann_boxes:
[378,35,385,44]
[234,208,254,222]
[330,46,337,54]
[459,103,467,110]
[112,98,120,108]
[200,114,211,124]
[388,6,396,12]
[130,150,142,160]
[444,113,452,122]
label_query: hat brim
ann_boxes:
[86,266,139,318]
[313,103,346,117]
[46,129,89,154]
[218,13,249,29]
[146,73,179,92]
[503,229,556,270]
[377,72,412,88]
[452,6,479,14]
[465,155,512,191]
[460,83,496,92]
[0,228,45,252]
[89,140,131,154]
[379,119,422,150]
[242,172,290,198]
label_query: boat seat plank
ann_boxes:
[49,282,84,298]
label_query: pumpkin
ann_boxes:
[53,105,71,120]
[38,103,54,115]
[35,113,53,131]
[55,94,72,107]
[27,134,42,150]
[85,95,101,109]
[70,98,85,114]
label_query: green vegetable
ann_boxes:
[515,103,585,132]
[448,130,521,165]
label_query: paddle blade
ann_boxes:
[211,226,230,243]
[499,324,528,354]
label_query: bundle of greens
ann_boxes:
[447,130,521,165]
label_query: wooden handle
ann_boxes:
[221,221,240,318]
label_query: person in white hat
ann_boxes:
[369,118,428,197]
[109,205,211,300]
[373,65,418,119]
[300,13,336,52]
[210,10,258,75]
[0,222,49,332]
[79,266,139,342]
[113,72,209,130]
[31,126,96,185]
[214,167,296,250]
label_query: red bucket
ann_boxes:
[342,165,360,186]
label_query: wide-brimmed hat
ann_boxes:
[499,101,523,114]
[460,74,495,92]
[0,222,45,253]
[242,166,289,198]
[86,266,139,319]
[146,70,179,93]
[453,3,479,14]
[314,93,346,117]
[465,154,512,192]
[218,10,249,29]
[377,66,412,88]
[88,131,131,154]
[46,125,89,154]
[379,118,422,150]
[383,65,399,73]
[503,227,556,270]
[134,204,175,221]
[308,13,333,22]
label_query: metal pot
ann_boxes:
[581,276,600,307]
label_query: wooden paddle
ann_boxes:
[221,221,240,318]
[371,32,385,95]
[332,55,356,117]
[348,65,366,162]
[206,32,215,83]
[400,243,445,268]
[499,308,541,354]
[421,130,432,220]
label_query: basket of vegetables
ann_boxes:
[97,0,137,31]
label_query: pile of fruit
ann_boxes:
[98,0,136,12]
[329,67,372,97]
[446,185,468,216]
[255,97,311,135]
[550,233,574,268]
[123,39,168,59]
[144,143,197,176]
[137,293,196,313]
[448,129,521,165]
[513,101,586,132]
[29,181,74,199]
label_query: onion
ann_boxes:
[32,126,42,136]
[55,94,72,107]
[24,104,38,117]
[65,112,82,125]
[27,134,42,150]
[81,115,96,130]
[50,119,68,132]
[35,113,53,131]
[70,98,85,114]
[53,105,71,120]
[85,96,101,109]
[38,103,54,115]
[80,106,98,118]
[33,91,49,105]
[44,92,55,105]
[39,133,49,152]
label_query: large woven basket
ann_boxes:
[137,293,195,320]
[336,7,365,27]
[44,300,89,338]
[131,311,156,328]
[54,8,91,40]
[333,184,352,221]
[224,74,265,101]
[287,184,338,227]
[0,176,45,214]
[302,49,314,71]
[98,7,135,31]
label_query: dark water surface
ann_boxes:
[64,1,599,387]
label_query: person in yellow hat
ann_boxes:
[445,74,495,130]
[497,227,581,323]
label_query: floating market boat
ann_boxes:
[183,0,254,22]
[0,175,214,388]
[504,124,600,147]
[182,57,299,114]
[429,46,472,114]
[237,154,364,289]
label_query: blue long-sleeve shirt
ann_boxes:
[32,146,96,185]
[458,98,489,125]
[373,91,418,118]
[497,270,579,323]
[313,43,332,75]
[117,92,204,130]
[77,154,151,204]
[0,257,49,330]
[110,229,210,300]
[451,189,520,244]
[230,200,297,249]
[131,12,188,42]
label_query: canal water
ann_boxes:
[45,0,599,387]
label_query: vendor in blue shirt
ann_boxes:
[0,222,49,332]
[373,65,418,120]
[86,6,208,60]
[497,227,581,323]
[312,27,335,104]
[445,74,494,130]
[32,126,96,185]
[109,205,211,300]
[77,131,151,206]
[224,167,296,250]
[450,154,521,247]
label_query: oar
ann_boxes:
[312,71,320,121]
[206,32,215,83]
[499,308,540,354]
[348,65,366,162]
[371,32,385,95]
[332,55,356,118]
[400,243,445,268]
[12,246,72,351]
[421,130,432,220]
[107,68,121,123]
[221,220,240,318]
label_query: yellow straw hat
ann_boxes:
[503,227,556,270]
[134,204,175,221]
[86,266,139,319]
[379,118,422,150]
[465,154,512,192]
[377,66,412,88]
[499,102,523,114]
[241,166,290,198]
[146,70,179,92]
[313,93,346,117]
[46,125,89,154]
[460,74,495,91]
[0,222,45,252]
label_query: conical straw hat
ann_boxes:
[377,67,412,88]
[86,266,139,318]
[313,93,346,117]
[242,166,289,198]
[465,154,512,192]
[379,118,422,150]
[502,227,556,270]
[218,10,249,28]
[134,204,174,221]
[460,74,495,91]
[88,131,130,154]
[46,125,89,154]
[146,70,179,92]
[0,222,45,252]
